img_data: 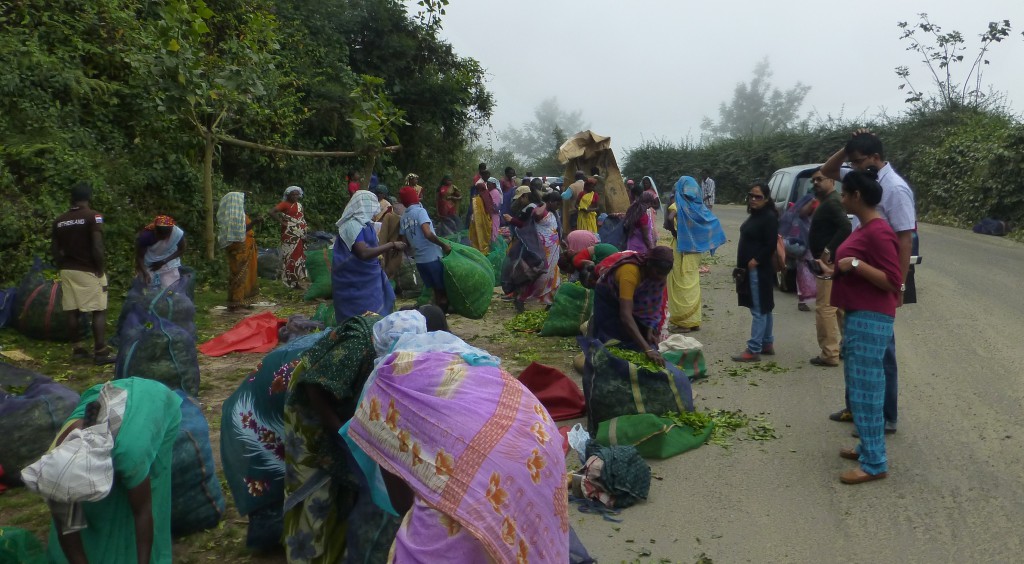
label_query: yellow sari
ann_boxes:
[667,203,702,329]
[468,195,491,255]
[577,191,598,233]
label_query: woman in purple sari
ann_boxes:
[347,349,568,563]
[332,191,406,323]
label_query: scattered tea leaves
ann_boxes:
[504,310,548,333]
[608,346,661,371]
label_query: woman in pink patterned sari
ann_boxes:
[347,350,568,563]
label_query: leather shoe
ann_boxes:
[810,356,839,367]
[829,408,853,422]
[839,447,859,461]
[839,469,887,484]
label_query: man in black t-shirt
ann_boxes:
[51,182,114,364]
[807,169,851,368]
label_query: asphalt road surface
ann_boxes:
[574,205,1024,563]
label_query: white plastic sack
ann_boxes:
[659,334,703,354]
[20,382,127,504]
[567,423,591,464]
[22,425,114,503]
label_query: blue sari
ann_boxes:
[332,224,395,323]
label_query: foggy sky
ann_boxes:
[434,0,1024,155]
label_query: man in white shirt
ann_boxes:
[821,130,916,434]
[700,170,716,209]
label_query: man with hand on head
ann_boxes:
[821,130,916,434]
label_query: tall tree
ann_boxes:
[499,98,587,172]
[701,58,810,140]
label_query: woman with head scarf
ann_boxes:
[589,247,674,365]
[40,378,182,564]
[269,186,308,289]
[332,191,406,324]
[665,176,727,333]
[575,178,600,233]
[346,324,567,563]
[402,173,423,197]
[624,192,661,254]
[135,215,186,289]
[282,307,458,563]
[217,191,260,310]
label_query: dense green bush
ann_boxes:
[623,108,1024,228]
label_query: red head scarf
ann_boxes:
[398,186,420,207]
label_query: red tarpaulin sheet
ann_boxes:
[517,362,586,422]
[198,312,285,357]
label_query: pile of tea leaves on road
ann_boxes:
[724,361,789,378]
[608,346,662,371]
[503,310,549,333]
[666,409,779,448]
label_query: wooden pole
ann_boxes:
[203,130,216,260]
[215,134,400,158]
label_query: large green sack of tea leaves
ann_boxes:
[440,241,493,319]
[579,337,693,434]
[116,306,201,397]
[171,390,226,537]
[395,257,423,299]
[486,236,508,286]
[118,272,197,338]
[13,262,91,342]
[596,413,713,459]
[303,246,333,301]
[0,363,80,477]
[540,283,593,337]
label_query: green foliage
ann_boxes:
[0,0,493,288]
[701,58,811,141]
[624,107,1024,227]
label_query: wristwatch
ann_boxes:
[850,258,860,271]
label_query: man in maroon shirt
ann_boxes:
[51,182,114,364]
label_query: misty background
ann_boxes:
[435,0,1024,163]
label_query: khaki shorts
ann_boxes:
[60,270,108,312]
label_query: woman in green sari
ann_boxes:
[44,378,182,564]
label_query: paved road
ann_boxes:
[575,206,1024,563]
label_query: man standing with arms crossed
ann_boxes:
[807,169,851,368]
[52,182,115,365]
[822,130,916,433]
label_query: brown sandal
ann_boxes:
[839,469,887,484]
[839,447,858,461]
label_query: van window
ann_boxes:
[768,172,784,201]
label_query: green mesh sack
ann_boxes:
[303,246,333,301]
[540,283,592,337]
[440,241,493,319]
[487,236,508,286]
[0,527,46,564]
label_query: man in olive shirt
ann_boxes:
[51,182,114,364]
[807,169,850,367]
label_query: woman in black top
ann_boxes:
[732,182,780,362]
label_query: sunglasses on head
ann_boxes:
[747,193,765,201]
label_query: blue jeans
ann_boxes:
[845,332,898,423]
[746,269,774,354]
